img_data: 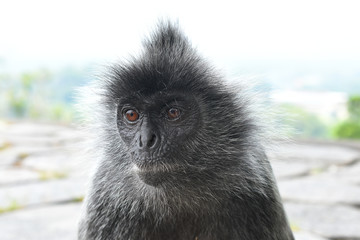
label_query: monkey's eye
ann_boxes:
[124,109,139,122]
[167,108,181,120]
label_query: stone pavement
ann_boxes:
[0,120,359,240]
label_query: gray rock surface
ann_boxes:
[278,177,360,205]
[269,143,360,166]
[324,162,360,185]
[293,231,328,240]
[0,203,81,240]
[0,167,39,185]
[22,152,81,171]
[271,161,311,179]
[285,203,360,239]
[0,177,86,208]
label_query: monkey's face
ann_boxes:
[116,91,202,187]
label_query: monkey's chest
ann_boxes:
[108,210,239,240]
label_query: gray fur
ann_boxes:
[78,21,294,240]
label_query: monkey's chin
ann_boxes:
[132,164,171,187]
[137,171,167,187]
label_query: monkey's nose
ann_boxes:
[139,133,158,149]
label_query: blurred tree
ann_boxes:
[1,69,76,122]
[8,90,27,117]
[334,95,360,139]
[277,104,330,139]
[348,95,360,120]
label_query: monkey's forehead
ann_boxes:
[105,63,219,101]
[116,90,195,106]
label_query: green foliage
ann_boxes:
[7,90,27,117]
[0,200,22,214]
[72,196,85,202]
[277,104,330,139]
[348,95,360,120]
[50,103,75,122]
[38,170,68,181]
[0,69,77,123]
[334,120,360,139]
[333,94,360,139]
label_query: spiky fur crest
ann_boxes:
[78,21,294,240]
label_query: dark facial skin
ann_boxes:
[116,92,201,186]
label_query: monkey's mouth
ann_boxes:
[131,163,177,187]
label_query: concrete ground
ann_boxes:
[0,120,360,240]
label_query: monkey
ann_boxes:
[78,21,294,240]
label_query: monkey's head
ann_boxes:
[98,23,259,190]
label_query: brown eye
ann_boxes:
[167,108,181,120]
[124,109,139,122]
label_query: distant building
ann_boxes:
[271,90,348,123]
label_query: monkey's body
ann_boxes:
[79,22,294,240]
[80,160,292,240]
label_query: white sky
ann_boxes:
[1,0,360,72]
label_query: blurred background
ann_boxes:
[1,0,360,139]
[1,1,359,240]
